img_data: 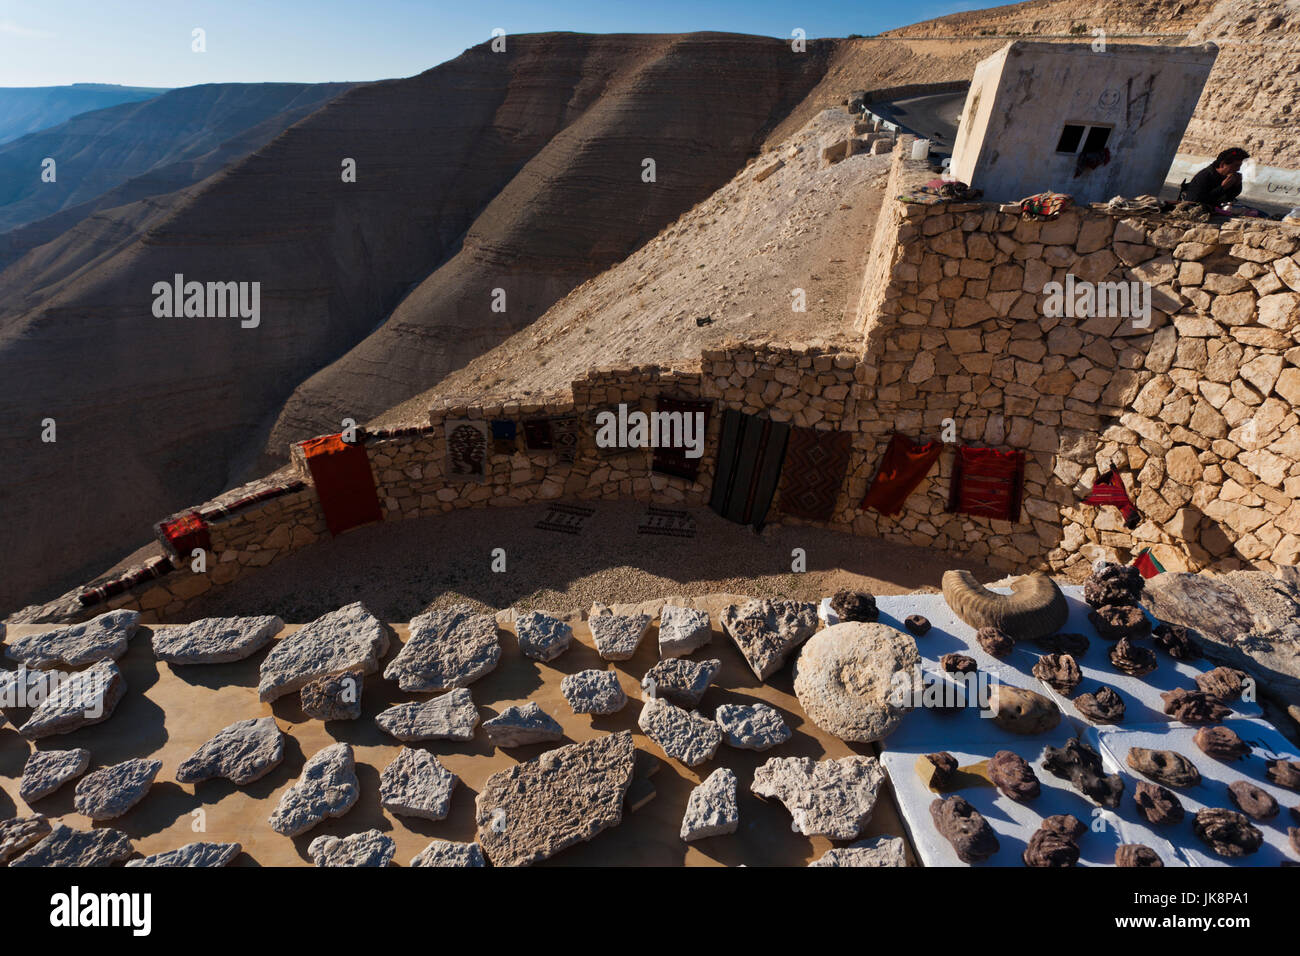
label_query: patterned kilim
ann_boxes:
[637,507,696,538]
[777,427,853,522]
[535,503,594,535]
[551,416,578,464]
[651,397,713,482]
[947,445,1026,521]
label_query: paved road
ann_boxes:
[865,90,966,156]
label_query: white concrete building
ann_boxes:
[950,41,1218,204]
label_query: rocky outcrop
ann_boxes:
[73,758,162,820]
[793,621,920,743]
[18,659,125,738]
[482,701,565,747]
[308,830,396,867]
[375,689,479,741]
[658,606,712,658]
[18,748,90,802]
[680,767,739,841]
[751,755,885,839]
[268,742,360,836]
[5,610,139,668]
[637,697,723,767]
[175,717,285,785]
[151,615,283,664]
[379,748,458,820]
[809,836,907,867]
[257,603,389,702]
[410,840,486,867]
[126,842,242,867]
[475,730,636,866]
[384,604,500,691]
[720,599,820,680]
[715,702,791,750]
[9,824,133,867]
[561,669,627,715]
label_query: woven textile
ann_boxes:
[552,416,578,464]
[859,432,943,516]
[709,409,790,528]
[777,427,853,521]
[651,397,713,482]
[157,510,211,559]
[523,419,553,451]
[947,445,1026,522]
[300,433,383,535]
[445,419,489,480]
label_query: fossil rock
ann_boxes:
[1033,632,1090,656]
[1023,823,1079,867]
[1109,636,1157,677]
[1228,780,1279,821]
[9,824,133,867]
[638,697,722,766]
[73,758,161,820]
[474,730,636,866]
[1115,843,1163,867]
[1074,685,1126,724]
[830,590,878,623]
[904,615,931,636]
[1042,738,1124,808]
[988,684,1061,735]
[375,688,479,741]
[151,615,282,664]
[720,598,819,680]
[410,840,486,867]
[809,836,907,867]
[1084,562,1145,608]
[1151,622,1200,661]
[1041,814,1086,839]
[384,604,500,691]
[793,621,920,743]
[482,701,565,747]
[929,795,999,863]
[588,611,651,661]
[1033,652,1081,694]
[941,652,977,674]
[379,747,457,820]
[641,657,720,708]
[176,716,285,785]
[989,750,1040,802]
[561,669,628,715]
[299,669,363,720]
[514,611,573,661]
[1195,666,1248,702]
[975,626,1014,658]
[1088,604,1151,640]
[18,748,90,802]
[942,571,1068,641]
[1265,759,1300,790]
[714,702,791,750]
[268,742,359,836]
[18,659,126,738]
[751,755,885,840]
[126,842,242,867]
[1126,747,1201,788]
[1193,807,1263,857]
[0,814,52,863]
[1134,781,1185,825]
[257,602,389,702]
[1160,688,1231,724]
[919,752,958,790]
[680,767,739,841]
[308,830,396,867]
[1194,725,1250,761]
[6,609,139,668]
[657,605,712,658]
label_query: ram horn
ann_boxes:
[941,570,1069,642]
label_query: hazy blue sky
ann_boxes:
[0,0,984,87]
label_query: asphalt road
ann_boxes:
[865,90,967,155]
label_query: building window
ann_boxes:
[1055,123,1112,154]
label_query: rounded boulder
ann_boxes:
[793,622,920,743]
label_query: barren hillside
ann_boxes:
[884,0,1214,37]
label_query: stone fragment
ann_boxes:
[1033,632,1090,656]
[588,611,651,661]
[483,701,565,747]
[680,767,739,841]
[1088,604,1150,640]
[830,590,878,623]
[1193,808,1263,857]
[1109,637,1157,677]
[1115,843,1163,867]
[18,659,126,739]
[793,622,920,742]
[1042,738,1124,807]
[714,702,791,750]
[1228,780,1279,821]
[809,836,907,867]
[918,752,959,791]
[384,604,500,691]
[1160,688,1231,724]
[751,755,884,839]
[638,697,722,766]
[474,730,636,866]
[1151,622,1200,660]
[1084,562,1145,608]
[268,742,360,836]
[1042,814,1086,839]
[126,842,242,867]
[989,750,1040,801]
[6,609,139,668]
[410,840,486,867]
[151,615,282,664]
[641,657,720,708]
[976,626,1014,657]
[1126,747,1201,788]
[1023,822,1079,867]
[1033,652,1081,694]
[299,669,363,720]
[941,652,977,673]
[256,602,389,702]
[561,669,627,715]
[176,716,284,785]
[1195,666,1248,702]
[657,605,712,658]
[904,615,931,636]
[1266,759,1300,790]
[379,748,457,820]
[73,758,161,820]
[1074,685,1126,724]
[514,611,573,661]
[18,748,90,802]
[1193,725,1250,761]
[9,824,133,867]
[929,795,999,863]
[0,815,51,864]
[308,830,396,867]
[1134,781,1184,825]
[988,684,1061,735]
[720,599,819,680]
[375,689,479,741]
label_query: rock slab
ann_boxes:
[151,615,283,664]
[375,688,479,741]
[308,830,396,867]
[257,602,389,702]
[0,814,52,863]
[514,611,573,661]
[751,755,885,839]
[715,702,791,750]
[18,748,90,802]
[638,697,723,767]
[176,716,285,785]
[299,669,363,720]
[809,835,907,867]
[268,742,359,836]
[379,748,458,820]
[589,612,651,661]
[18,659,126,738]
[658,605,712,657]
[10,824,133,867]
[384,604,500,691]
[127,842,242,867]
[483,701,565,747]
[721,599,819,680]
[641,657,720,708]
[793,621,920,743]
[680,767,739,841]
[6,609,139,668]
[561,669,627,715]
[73,758,162,820]
[410,840,486,867]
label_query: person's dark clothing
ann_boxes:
[1184,163,1242,206]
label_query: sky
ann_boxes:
[0,0,986,87]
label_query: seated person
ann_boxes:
[1183,147,1249,208]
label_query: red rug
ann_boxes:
[157,511,211,558]
[300,433,383,536]
[859,432,943,516]
[948,445,1026,521]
